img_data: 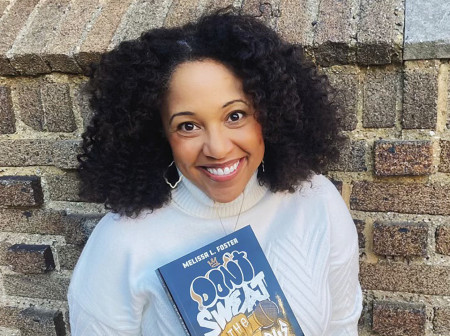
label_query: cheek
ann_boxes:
[168,136,200,167]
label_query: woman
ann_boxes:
[68,11,362,336]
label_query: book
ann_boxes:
[157,225,305,336]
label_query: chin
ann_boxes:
[208,189,242,204]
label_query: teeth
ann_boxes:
[206,160,240,176]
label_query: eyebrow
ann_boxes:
[168,99,249,125]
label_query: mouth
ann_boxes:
[200,158,244,181]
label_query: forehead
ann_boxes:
[164,60,246,110]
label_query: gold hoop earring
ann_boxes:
[164,161,182,189]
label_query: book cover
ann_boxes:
[157,225,305,336]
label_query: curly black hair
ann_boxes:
[78,10,342,218]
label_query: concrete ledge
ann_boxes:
[0,0,406,75]
[404,0,450,60]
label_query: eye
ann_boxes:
[227,111,245,122]
[178,122,199,132]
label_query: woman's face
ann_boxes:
[161,59,265,203]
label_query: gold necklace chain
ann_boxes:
[214,192,245,235]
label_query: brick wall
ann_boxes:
[0,0,449,335]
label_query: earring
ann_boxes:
[164,161,182,189]
[260,160,265,173]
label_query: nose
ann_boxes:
[202,128,233,160]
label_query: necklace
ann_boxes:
[214,192,245,235]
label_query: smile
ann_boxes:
[205,161,240,176]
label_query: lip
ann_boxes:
[199,157,245,182]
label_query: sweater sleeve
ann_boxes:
[68,294,140,336]
[323,182,362,335]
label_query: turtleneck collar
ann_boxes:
[170,171,268,219]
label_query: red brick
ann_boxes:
[402,61,439,129]
[433,307,450,334]
[0,176,43,207]
[439,140,450,172]
[6,244,55,274]
[373,221,428,257]
[436,226,450,255]
[373,301,425,336]
[0,85,15,134]
[360,262,450,295]
[351,181,450,215]
[374,140,433,176]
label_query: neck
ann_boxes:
[170,172,268,219]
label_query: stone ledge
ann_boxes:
[0,0,405,75]
[404,0,450,60]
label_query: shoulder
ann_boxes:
[297,174,358,259]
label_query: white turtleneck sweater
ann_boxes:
[68,173,362,336]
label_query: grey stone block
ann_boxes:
[0,208,66,235]
[14,82,44,131]
[322,66,359,131]
[0,139,53,166]
[0,85,15,134]
[0,0,40,74]
[0,176,44,207]
[0,57,16,75]
[75,0,133,72]
[110,0,172,47]
[8,0,71,75]
[163,0,200,28]
[356,0,404,64]
[313,0,359,65]
[10,0,70,75]
[40,83,76,132]
[3,273,70,301]
[277,0,319,47]
[404,0,450,60]
[6,244,55,274]
[0,139,81,168]
[402,60,439,129]
[52,140,82,169]
[19,307,66,336]
[45,174,81,202]
[362,66,401,128]
[328,138,367,172]
[14,81,75,132]
[64,213,101,246]
[56,244,82,270]
[74,81,94,130]
[42,0,99,73]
